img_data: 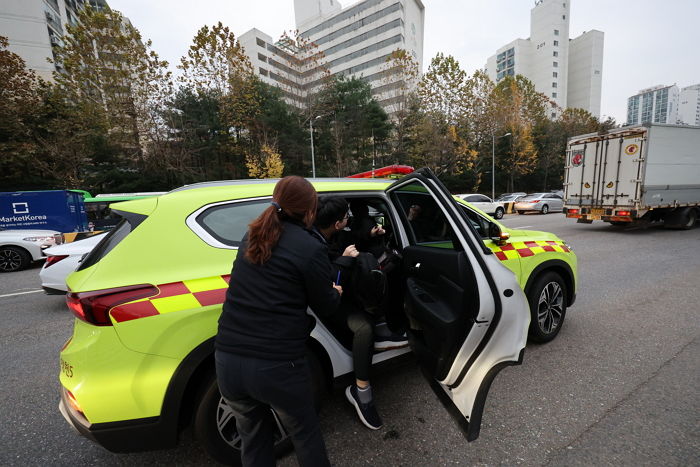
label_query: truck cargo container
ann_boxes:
[0,190,88,233]
[563,124,700,229]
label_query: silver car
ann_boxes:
[514,193,564,214]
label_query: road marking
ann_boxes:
[0,290,43,299]
[513,225,533,229]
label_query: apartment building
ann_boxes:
[0,0,108,81]
[679,84,700,126]
[485,0,604,118]
[241,0,425,112]
[626,85,680,125]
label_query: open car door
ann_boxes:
[385,168,529,440]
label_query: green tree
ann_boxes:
[0,36,44,189]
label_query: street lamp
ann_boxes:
[309,115,322,178]
[492,132,511,200]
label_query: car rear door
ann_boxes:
[385,168,529,441]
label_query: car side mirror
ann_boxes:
[489,224,510,246]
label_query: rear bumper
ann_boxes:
[58,386,174,453]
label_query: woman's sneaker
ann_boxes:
[373,321,408,351]
[345,385,383,430]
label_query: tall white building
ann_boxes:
[485,0,604,118]
[679,84,700,126]
[0,0,108,81]
[240,0,425,111]
[626,85,680,125]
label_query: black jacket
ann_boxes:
[216,220,342,361]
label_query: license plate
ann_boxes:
[591,208,605,216]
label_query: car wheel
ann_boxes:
[527,271,567,343]
[193,353,324,465]
[494,207,504,219]
[517,210,525,215]
[541,204,549,215]
[0,246,31,273]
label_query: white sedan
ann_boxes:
[40,233,105,294]
[455,193,506,219]
[0,229,62,273]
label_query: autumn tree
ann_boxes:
[246,144,284,178]
[380,49,420,160]
[0,36,44,189]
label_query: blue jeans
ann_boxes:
[215,351,330,467]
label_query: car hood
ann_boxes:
[503,228,562,243]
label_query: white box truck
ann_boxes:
[563,124,700,229]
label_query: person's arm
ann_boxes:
[303,243,342,318]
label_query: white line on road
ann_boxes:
[513,225,533,229]
[0,290,43,299]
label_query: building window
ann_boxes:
[552,92,558,98]
[553,61,558,67]
[554,29,559,35]
[552,82,557,88]
[256,38,265,47]
[257,53,267,63]
[553,51,558,57]
[259,68,268,76]
[554,40,559,46]
[594,70,601,74]
[552,112,557,118]
[563,15,566,19]
[553,71,558,78]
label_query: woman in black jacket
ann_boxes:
[216,176,342,467]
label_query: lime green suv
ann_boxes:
[59,169,577,464]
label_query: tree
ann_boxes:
[245,144,284,178]
[380,49,420,161]
[0,36,44,189]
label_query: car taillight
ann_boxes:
[44,255,69,268]
[566,208,579,214]
[65,388,84,415]
[616,210,631,216]
[66,285,159,326]
[530,200,540,203]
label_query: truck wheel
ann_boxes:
[541,204,549,215]
[193,353,324,465]
[527,271,567,343]
[682,209,697,230]
[494,207,504,219]
[0,246,31,272]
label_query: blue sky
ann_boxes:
[109,0,699,123]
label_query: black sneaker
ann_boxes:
[373,322,408,351]
[345,385,383,430]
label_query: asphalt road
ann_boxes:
[0,214,698,466]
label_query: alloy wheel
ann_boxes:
[537,281,564,334]
[216,397,288,450]
[0,249,22,272]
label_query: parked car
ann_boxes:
[0,228,63,272]
[455,193,506,219]
[496,192,526,203]
[514,193,565,214]
[40,233,106,294]
[59,169,577,464]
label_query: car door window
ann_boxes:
[393,182,460,249]
[459,205,491,239]
[193,199,269,247]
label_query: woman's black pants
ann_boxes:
[215,351,330,467]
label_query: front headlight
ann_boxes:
[23,236,54,242]
[564,242,574,251]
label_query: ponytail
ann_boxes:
[246,205,283,265]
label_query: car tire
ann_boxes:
[609,221,628,226]
[517,210,525,215]
[0,246,31,273]
[527,271,567,343]
[193,352,324,465]
[494,207,504,219]
[541,204,549,215]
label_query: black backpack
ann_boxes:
[351,252,387,314]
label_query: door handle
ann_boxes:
[409,262,421,274]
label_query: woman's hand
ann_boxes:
[343,244,359,257]
[370,225,385,237]
[333,283,343,295]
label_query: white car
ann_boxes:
[0,229,63,273]
[514,193,565,214]
[456,193,505,219]
[40,233,106,294]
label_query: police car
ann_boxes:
[58,169,577,463]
